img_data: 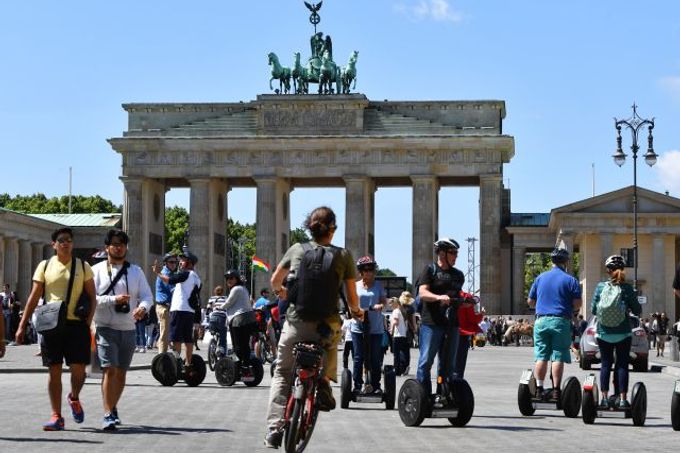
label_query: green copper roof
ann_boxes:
[27,213,122,227]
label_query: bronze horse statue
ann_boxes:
[341,50,358,94]
[318,50,340,94]
[268,52,292,94]
[292,52,309,94]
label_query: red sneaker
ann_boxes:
[43,414,65,431]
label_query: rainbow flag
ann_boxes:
[251,255,270,272]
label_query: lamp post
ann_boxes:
[612,104,657,294]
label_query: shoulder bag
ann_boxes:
[34,258,77,334]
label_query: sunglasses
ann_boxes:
[447,250,458,256]
[56,237,73,244]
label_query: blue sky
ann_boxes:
[2,1,680,284]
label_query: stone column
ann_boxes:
[411,175,439,283]
[4,237,19,290]
[17,240,32,301]
[600,233,613,281]
[122,176,166,286]
[255,177,290,295]
[479,175,502,314]
[559,233,575,273]
[512,246,526,315]
[344,176,375,260]
[31,242,45,274]
[652,235,666,315]
[189,178,228,295]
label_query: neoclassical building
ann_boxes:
[507,186,680,319]
[0,210,121,299]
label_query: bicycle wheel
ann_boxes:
[284,397,303,453]
[296,393,319,452]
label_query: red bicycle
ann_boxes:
[283,341,324,453]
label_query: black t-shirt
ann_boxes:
[418,263,465,327]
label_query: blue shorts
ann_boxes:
[533,316,572,363]
[96,327,136,369]
[169,311,194,343]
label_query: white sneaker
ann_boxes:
[141,347,146,353]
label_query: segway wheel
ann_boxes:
[631,382,647,426]
[671,382,680,431]
[398,379,428,427]
[561,376,582,418]
[517,383,535,416]
[340,368,352,409]
[581,390,597,425]
[244,358,264,387]
[184,354,206,387]
[448,378,474,427]
[151,352,179,387]
[384,365,396,410]
[208,340,217,371]
[215,357,238,386]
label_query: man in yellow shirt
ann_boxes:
[15,227,96,431]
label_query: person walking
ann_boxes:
[154,253,177,353]
[264,206,362,448]
[92,229,153,430]
[14,227,97,431]
[1,284,15,342]
[390,297,409,376]
[657,312,670,357]
[591,255,642,408]
[527,248,582,401]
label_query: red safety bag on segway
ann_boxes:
[288,242,341,321]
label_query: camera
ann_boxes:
[115,303,130,313]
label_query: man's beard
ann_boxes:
[109,252,127,263]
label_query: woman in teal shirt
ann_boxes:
[591,255,642,409]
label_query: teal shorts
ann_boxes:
[533,316,572,363]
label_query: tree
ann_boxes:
[165,206,189,254]
[377,268,397,277]
[0,193,121,213]
[524,252,581,299]
[289,227,311,246]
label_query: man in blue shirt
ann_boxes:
[527,248,582,401]
[154,253,177,353]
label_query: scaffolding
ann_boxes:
[465,237,478,294]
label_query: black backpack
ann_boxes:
[188,284,202,313]
[289,243,341,321]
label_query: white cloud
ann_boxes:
[655,150,680,195]
[659,76,680,102]
[394,0,464,24]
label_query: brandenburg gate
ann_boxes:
[108,94,515,313]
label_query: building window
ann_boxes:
[620,248,635,268]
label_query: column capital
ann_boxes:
[479,174,503,183]
[410,174,438,185]
[254,175,279,185]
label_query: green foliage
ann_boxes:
[0,193,121,213]
[377,268,397,277]
[289,227,311,246]
[165,206,189,254]
[524,252,581,299]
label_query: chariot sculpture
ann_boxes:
[267,1,359,95]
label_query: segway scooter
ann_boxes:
[517,367,581,417]
[151,352,207,387]
[215,351,264,387]
[581,373,646,426]
[340,307,396,410]
[398,302,475,427]
[671,380,680,430]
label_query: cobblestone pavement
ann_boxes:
[2,343,680,452]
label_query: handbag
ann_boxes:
[34,257,78,334]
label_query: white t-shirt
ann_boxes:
[391,308,407,338]
[341,318,353,342]
[169,270,202,313]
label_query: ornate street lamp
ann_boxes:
[613,104,657,293]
